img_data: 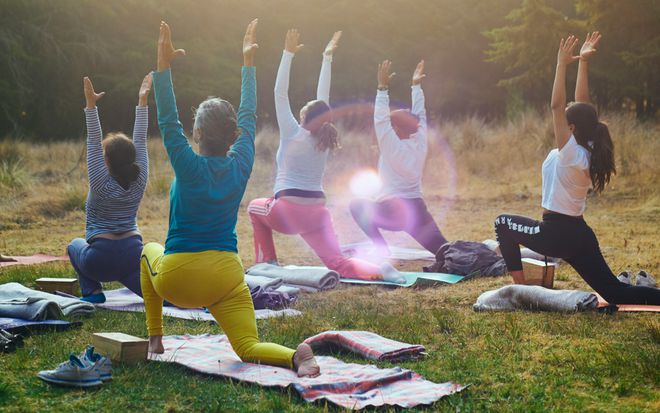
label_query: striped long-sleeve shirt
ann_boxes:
[84,106,149,241]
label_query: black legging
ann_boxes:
[494,212,660,305]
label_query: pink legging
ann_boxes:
[247,197,381,280]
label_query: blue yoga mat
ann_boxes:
[0,317,74,331]
[340,271,464,287]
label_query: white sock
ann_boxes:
[380,263,406,284]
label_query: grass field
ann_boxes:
[0,111,658,412]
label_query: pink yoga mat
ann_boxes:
[596,294,660,312]
[0,255,68,268]
[150,334,465,410]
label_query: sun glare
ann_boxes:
[349,170,382,198]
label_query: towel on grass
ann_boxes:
[98,288,301,320]
[246,263,339,292]
[150,334,465,410]
[341,242,436,262]
[0,317,78,332]
[0,282,95,320]
[596,294,660,312]
[304,331,426,362]
[473,285,598,312]
[0,254,68,268]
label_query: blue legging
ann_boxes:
[67,235,143,297]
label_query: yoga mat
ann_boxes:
[0,317,78,331]
[98,288,302,320]
[341,242,435,262]
[150,334,466,410]
[341,271,464,287]
[0,254,68,268]
[596,294,660,312]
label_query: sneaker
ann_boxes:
[0,334,16,353]
[617,271,632,285]
[80,346,112,382]
[80,292,106,304]
[636,271,657,288]
[37,354,103,387]
[0,329,23,347]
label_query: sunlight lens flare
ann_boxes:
[349,170,382,198]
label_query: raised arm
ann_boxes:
[274,29,303,139]
[551,35,579,150]
[228,19,258,179]
[133,73,152,184]
[83,77,109,192]
[575,31,601,103]
[153,21,200,180]
[410,60,427,136]
[316,31,341,104]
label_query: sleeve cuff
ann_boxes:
[282,50,295,59]
[136,105,148,112]
[152,68,172,86]
[242,66,256,74]
[84,107,98,114]
[376,90,389,97]
[411,84,422,91]
[322,54,333,63]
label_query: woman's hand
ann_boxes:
[377,60,395,89]
[412,60,426,85]
[324,31,342,57]
[285,29,304,54]
[579,31,601,61]
[157,21,186,71]
[138,73,152,107]
[557,35,580,67]
[243,18,259,67]
[83,77,105,109]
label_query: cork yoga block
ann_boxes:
[521,258,557,289]
[92,333,148,364]
[35,278,79,295]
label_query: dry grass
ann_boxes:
[0,111,658,412]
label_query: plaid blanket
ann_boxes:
[98,288,302,320]
[150,334,465,410]
[303,330,426,362]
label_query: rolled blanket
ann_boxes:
[244,274,283,290]
[0,282,95,320]
[473,284,598,312]
[246,263,339,292]
[304,330,426,362]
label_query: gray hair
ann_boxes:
[193,97,238,152]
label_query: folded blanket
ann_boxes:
[150,334,466,410]
[304,330,426,362]
[246,263,339,292]
[0,282,95,320]
[474,285,598,312]
[244,274,283,290]
[0,317,78,332]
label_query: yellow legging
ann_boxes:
[140,242,295,368]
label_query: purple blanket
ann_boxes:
[0,317,75,331]
[98,288,301,320]
[150,334,465,410]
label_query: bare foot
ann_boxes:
[148,335,164,354]
[379,262,406,284]
[293,343,320,378]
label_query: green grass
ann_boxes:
[0,116,659,411]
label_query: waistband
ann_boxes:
[542,211,584,220]
[274,189,326,199]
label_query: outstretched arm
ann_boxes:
[274,29,303,139]
[317,31,341,104]
[228,19,259,179]
[152,21,199,180]
[410,60,427,136]
[83,77,109,192]
[551,35,579,150]
[133,73,151,184]
[575,31,601,103]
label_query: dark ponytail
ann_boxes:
[589,121,615,194]
[103,133,140,190]
[303,100,340,152]
[565,102,616,194]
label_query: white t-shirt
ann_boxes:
[541,135,591,216]
[272,51,332,195]
[374,85,428,200]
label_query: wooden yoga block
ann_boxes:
[92,333,148,364]
[521,258,557,288]
[35,278,78,295]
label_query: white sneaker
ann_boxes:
[617,271,632,285]
[379,263,406,284]
[80,345,112,382]
[37,354,102,387]
[636,271,657,288]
